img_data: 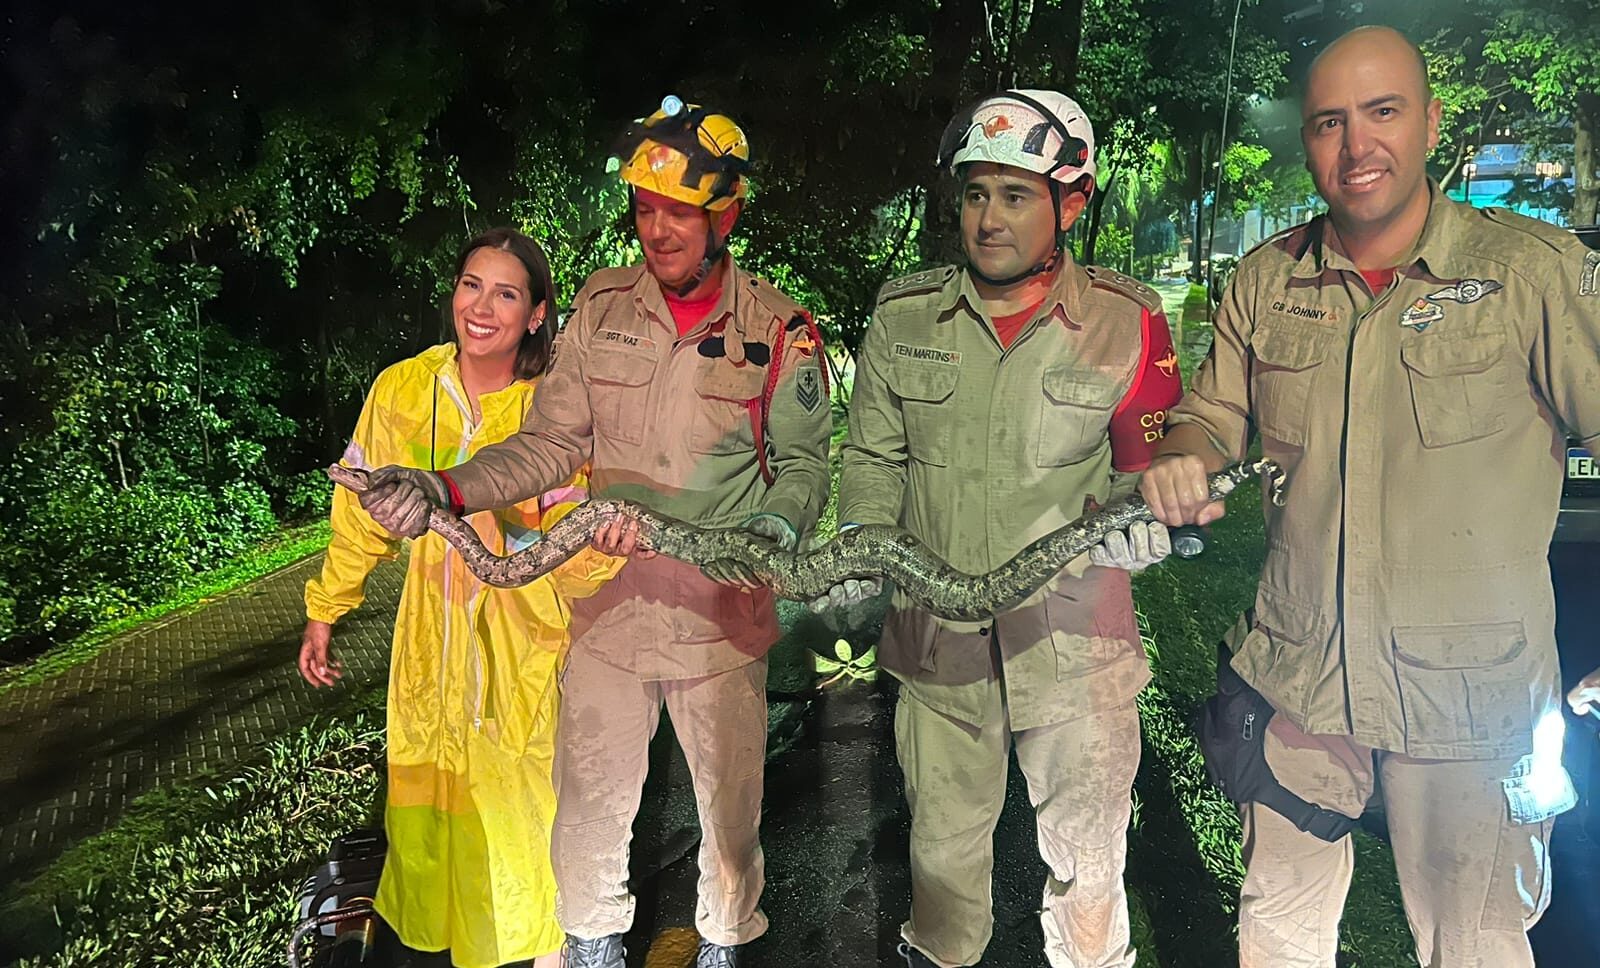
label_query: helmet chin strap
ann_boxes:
[969,180,1068,288]
[629,188,728,298]
[969,247,1062,288]
[668,224,727,297]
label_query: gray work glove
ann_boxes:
[808,577,883,613]
[702,513,797,589]
[360,465,450,539]
[743,512,798,552]
[808,523,884,612]
[1088,520,1172,573]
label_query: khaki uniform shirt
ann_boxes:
[1170,186,1600,758]
[840,256,1175,730]
[446,261,833,680]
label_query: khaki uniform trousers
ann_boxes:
[550,647,769,947]
[896,683,1141,968]
[1240,716,1555,968]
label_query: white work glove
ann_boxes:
[702,513,797,589]
[808,523,883,612]
[359,465,451,538]
[1088,520,1172,573]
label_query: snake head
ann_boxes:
[325,464,371,494]
[1255,459,1288,507]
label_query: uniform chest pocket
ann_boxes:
[1250,325,1332,447]
[588,350,657,446]
[1037,365,1123,467]
[1391,621,1531,750]
[691,360,767,455]
[887,361,959,467]
[1399,335,1508,448]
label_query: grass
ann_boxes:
[0,520,333,696]
[0,684,387,966]
[1180,282,1212,328]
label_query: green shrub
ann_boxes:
[1,475,283,661]
[278,468,336,522]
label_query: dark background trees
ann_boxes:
[2,0,1593,661]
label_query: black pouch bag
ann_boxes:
[1197,622,1359,844]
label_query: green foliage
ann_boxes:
[0,521,332,695]
[1220,142,1273,217]
[1094,221,1136,269]
[1,689,387,965]
[808,637,879,685]
[1483,0,1600,114]
[1180,282,1212,331]
[1135,217,1178,261]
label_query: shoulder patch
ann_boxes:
[1241,218,1319,266]
[1478,206,1581,256]
[1083,265,1163,313]
[876,265,957,306]
[743,272,807,324]
[577,265,648,302]
[1251,222,1308,257]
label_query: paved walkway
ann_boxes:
[0,552,406,885]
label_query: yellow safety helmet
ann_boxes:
[611,96,750,212]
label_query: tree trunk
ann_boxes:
[1058,0,1084,90]
[317,305,338,458]
[916,0,985,267]
[1574,93,1600,226]
[1189,146,1205,283]
[1083,180,1109,264]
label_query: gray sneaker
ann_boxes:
[696,939,744,967]
[565,933,625,968]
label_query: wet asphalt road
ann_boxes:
[618,675,1066,968]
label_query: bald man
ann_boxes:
[1140,25,1600,967]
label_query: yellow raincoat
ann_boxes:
[305,343,620,967]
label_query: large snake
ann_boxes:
[328,459,1285,622]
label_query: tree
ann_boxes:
[1482,0,1600,224]
[1144,0,1286,280]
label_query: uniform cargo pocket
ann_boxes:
[887,361,959,467]
[1253,581,1328,645]
[1250,325,1331,447]
[1044,573,1131,679]
[1399,336,1507,448]
[1481,816,1554,931]
[1392,621,1531,750]
[1245,583,1329,719]
[1037,365,1123,467]
[588,350,656,446]
[881,605,943,676]
[691,360,767,455]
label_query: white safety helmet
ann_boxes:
[937,90,1097,192]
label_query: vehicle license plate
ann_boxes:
[1570,447,1598,481]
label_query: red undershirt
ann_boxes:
[991,300,1044,350]
[663,287,723,338]
[1360,267,1396,296]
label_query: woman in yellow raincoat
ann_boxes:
[299,227,619,968]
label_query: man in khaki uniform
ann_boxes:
[831,91,1183,968]
[358,100,831,968]
[1141,27,1600,967]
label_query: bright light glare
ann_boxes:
[1525,710,1572,813]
